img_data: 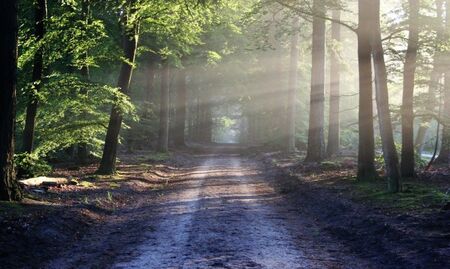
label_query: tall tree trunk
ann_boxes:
[305,0,326,162]
[174,67,187,147]
[436,0,450,164]
[415,0,444,154]
[326,10,341,157]
[0,0,22,201]
[97,13,138,174]
[357,0,377,181]
[371,0,401,192]
[286,18,300,153]
[401,0,420,177]
[158,61,170,152]
[22,0,47,153]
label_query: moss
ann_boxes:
[353,180,448,210]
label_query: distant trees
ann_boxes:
[174,67,187,147]
[286,18,300,153]
[401,0,420,178]
[436,0,450,164]
[415,0,444,155]
[0,0,22,201]
[305,0,326,162]
[158,61,170,153]
[326,10,341,157]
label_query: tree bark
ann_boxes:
[436,0,450,164]
[305,0,326,162]
[22,0,47,153]
[0,0,22,201]
[326,10,341,157]
[370,0,401,192]
[158,61,170,152]
[97,11,138,174]
[401,0,420,177]
[357,0,377,181]
[174,67,187,147]
[286,18,300,153]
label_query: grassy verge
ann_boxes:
[352,179,449,211]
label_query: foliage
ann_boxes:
[17,73,136,157]
[14,153,52,179]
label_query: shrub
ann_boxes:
[14,153,52,179]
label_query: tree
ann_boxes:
[401,0,420,177]
[174,66,187,147]
[305,0,326,162]
[370,0,401,192]
[357,0,377,181]
[436,0,450,164]
[286,17,300,153]
[97,2,139,174]
[158,60,170,152]
[415,0,444,154]
[326,9,341,157]
[0,0,22,201]
[22,0,47,153]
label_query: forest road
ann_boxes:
[48,154,371,269]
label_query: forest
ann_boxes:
[0,0,449,268]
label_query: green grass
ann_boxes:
[353,180,449,210]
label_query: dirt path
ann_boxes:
[47,154,374,269]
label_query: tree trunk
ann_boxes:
[401,0,420,177]
[158,61,170,152]
[97,14,138,174]
[286,18,300,153]
[0,0,22,201]
[415,0,444,154]
[22,0,47,153]
[174,67,187,147]
[370,0,401,192]
[326,10,341,157]
[357,0,377,181]
[436,0,450,164]
[305,0,326,162]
